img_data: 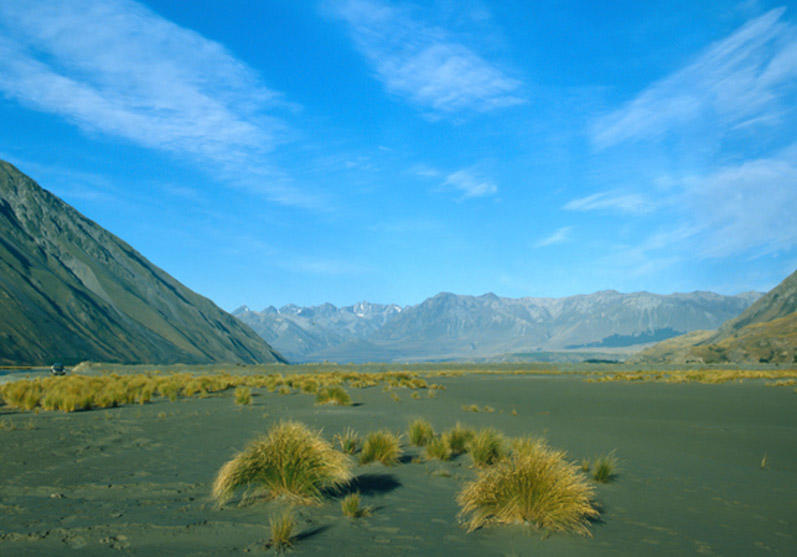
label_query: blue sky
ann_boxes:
[0,0,795,310]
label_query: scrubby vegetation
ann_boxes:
[588,368,797,385]
[424,435,453,461]
[234,386,252,405]
[407,418,435,447]
[315,385,352,406]
[0,368,444,413]
[467,428,506,468]
[212,421,352,505]
[360,430,402,466]
[457,438,598,534]
[334,428,361,455]
[268,509,296,552]
[591,451,618,483]
[444,423,476,457]
[341,492,370,518]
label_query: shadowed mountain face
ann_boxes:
[0,160,284,366]
[235,290,761,362]
[635,269,796,364]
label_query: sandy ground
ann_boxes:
[1,373,795,555]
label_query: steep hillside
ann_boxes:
[635,269,796,364]
[0,160,285,365]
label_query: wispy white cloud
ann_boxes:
[602,152,796,276]
[563,191,654,214]
[535,226,572,248]
[592,8,797,149]
[0,0,323,208]
[681,155,797,258]
[326,0,524,114]
[443,169,498,199]
[280,257,371,276]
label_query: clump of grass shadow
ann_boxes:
[359,430,402,466]
[267,509,296,552]
[467,428,506,468]
[458,437,598,534]
[341,492,371,518]
[315,385,352,406]
[235,386,252,406]
[407,418,435,447]
[334,428,360,455]
[591,451,618,483]
[212,420,352,506]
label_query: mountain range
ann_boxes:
[234,289,762,362]
[0,160,284,366]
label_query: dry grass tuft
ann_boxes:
[268,509,296,552]
[444,423,476,456]
[334,428,361,455]
[458,438,598,534]
[424,435,453,461]
[341,492,371,518]
[407,418,435,447]
[591,451,618,483]
[212,421,352,505]
[315,385,352,406]
[467,428,506,468]
[359,430,402,466]
[235,386,252,405]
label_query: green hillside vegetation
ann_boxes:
[0,160,284,365]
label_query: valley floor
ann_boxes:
[1,371,795,555]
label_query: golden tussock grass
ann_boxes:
[315,385,352,406]
[267,509,296,552]
[340,492,370,518]
[590,451,618,483]
[333,428,360,455]
[457,438,598,534]
[234,386,252,405]
[467,428,506,468]
[359,430,402,466]
[444,423,476,457]
[407,418,435,447]
[424,435,453,461]
[588,368,797,385]
[212,421,352,506]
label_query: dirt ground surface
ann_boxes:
[1,373,795,555]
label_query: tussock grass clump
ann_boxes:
[424,436,452,461]
[591,451,618,483]
[360,430,402,466]
[462,404,480,412]
[341,492,370,518]
[408,418,435,447]
[235,386,252,405]
[467,428,506,468]
[334,428,360,455]
[315,385,352,406]
[444,423,476,456]
[212,421,352,505]
[458,438,598,534]
[268,509,296,552]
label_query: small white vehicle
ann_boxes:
[50,363,66,376]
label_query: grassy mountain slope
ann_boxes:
[0,160,284,366]
[635,269,796,364]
